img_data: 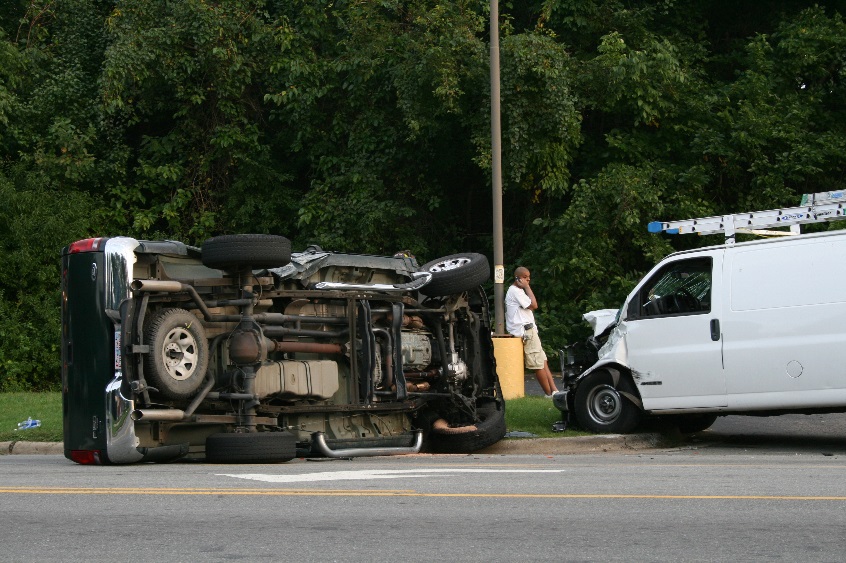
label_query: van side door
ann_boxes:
[621,252,727,409]
[723,234,846,408]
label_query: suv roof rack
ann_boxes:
[648,191,846,244]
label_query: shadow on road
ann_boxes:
[687,431,846,455]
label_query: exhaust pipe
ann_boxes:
[267,340,344,355]
[130,280,213,320]
[130,279,183,293]
[131,409,186,422]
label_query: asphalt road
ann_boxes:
[2,376,845,561]
[2,448,845,562]
[1,375,842,561]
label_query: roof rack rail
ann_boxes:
[648,191,846,244]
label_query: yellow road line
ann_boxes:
[1,487,845,500]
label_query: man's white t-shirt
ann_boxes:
[505,284,534,337]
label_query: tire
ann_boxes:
[205,431,297,463]
[144,308,209,400]
[419,253,490,296]
[676,414,718,434]
[201,234,292,270]
[428,400,506,453]
[574,371,642,434]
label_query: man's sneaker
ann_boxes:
[544,394,554,399]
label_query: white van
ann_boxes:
[555,201,846,434]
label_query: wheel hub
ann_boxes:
[164,343,184,365]
[598,395,616,414]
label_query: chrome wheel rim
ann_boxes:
[161,327,199,380]
[587,384,622,425]
[427,257,471,273]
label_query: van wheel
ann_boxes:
[201,234,292,270]
[419,253,489,296]
[574,371,641,433]
[205,431,297,463]
[428,400,506,453]
[144,308,209,400]
[676,414,718,434]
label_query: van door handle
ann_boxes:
[710,319,720,341]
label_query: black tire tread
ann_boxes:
[143,308,209,400]
[420,253,490,296]
[202,234,292,270]
[676,413,718,434]
[428,400,506,453]
[205,431,297,463]
[574,371,642,434]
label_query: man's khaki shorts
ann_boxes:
[522,327,547,371]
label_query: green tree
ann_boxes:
[102,0,297,242]
[523,2,846,351]
[0,2,112,390]
[2,0,846,385]
[0,175,100,390]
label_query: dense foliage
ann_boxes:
[1,0,844,390]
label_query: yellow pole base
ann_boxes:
[492,335,524,400]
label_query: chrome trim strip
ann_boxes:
[103,237,139,322]
[311,430,423,458]
[105,373,143,464]
[314,271,432,291]
[102,237,143,463]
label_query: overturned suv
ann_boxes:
[61,234,505,464]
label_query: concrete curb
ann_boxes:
[2,435,674,457]
[1,441,64,455]
[479,433,674,455]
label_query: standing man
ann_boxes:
[505,266,559,397]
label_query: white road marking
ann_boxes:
[219,468,566,483]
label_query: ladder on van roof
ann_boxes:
[648,191,846,244]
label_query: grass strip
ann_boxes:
[0,392,586,443]
[0,392,63,443]
[504,395,589,438]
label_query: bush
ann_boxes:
[0,176,100,391]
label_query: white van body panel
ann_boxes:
[723,235,846,409]
[588,229,846,415]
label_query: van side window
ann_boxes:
[637,257,712,318]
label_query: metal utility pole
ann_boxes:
[490,0,505,335]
